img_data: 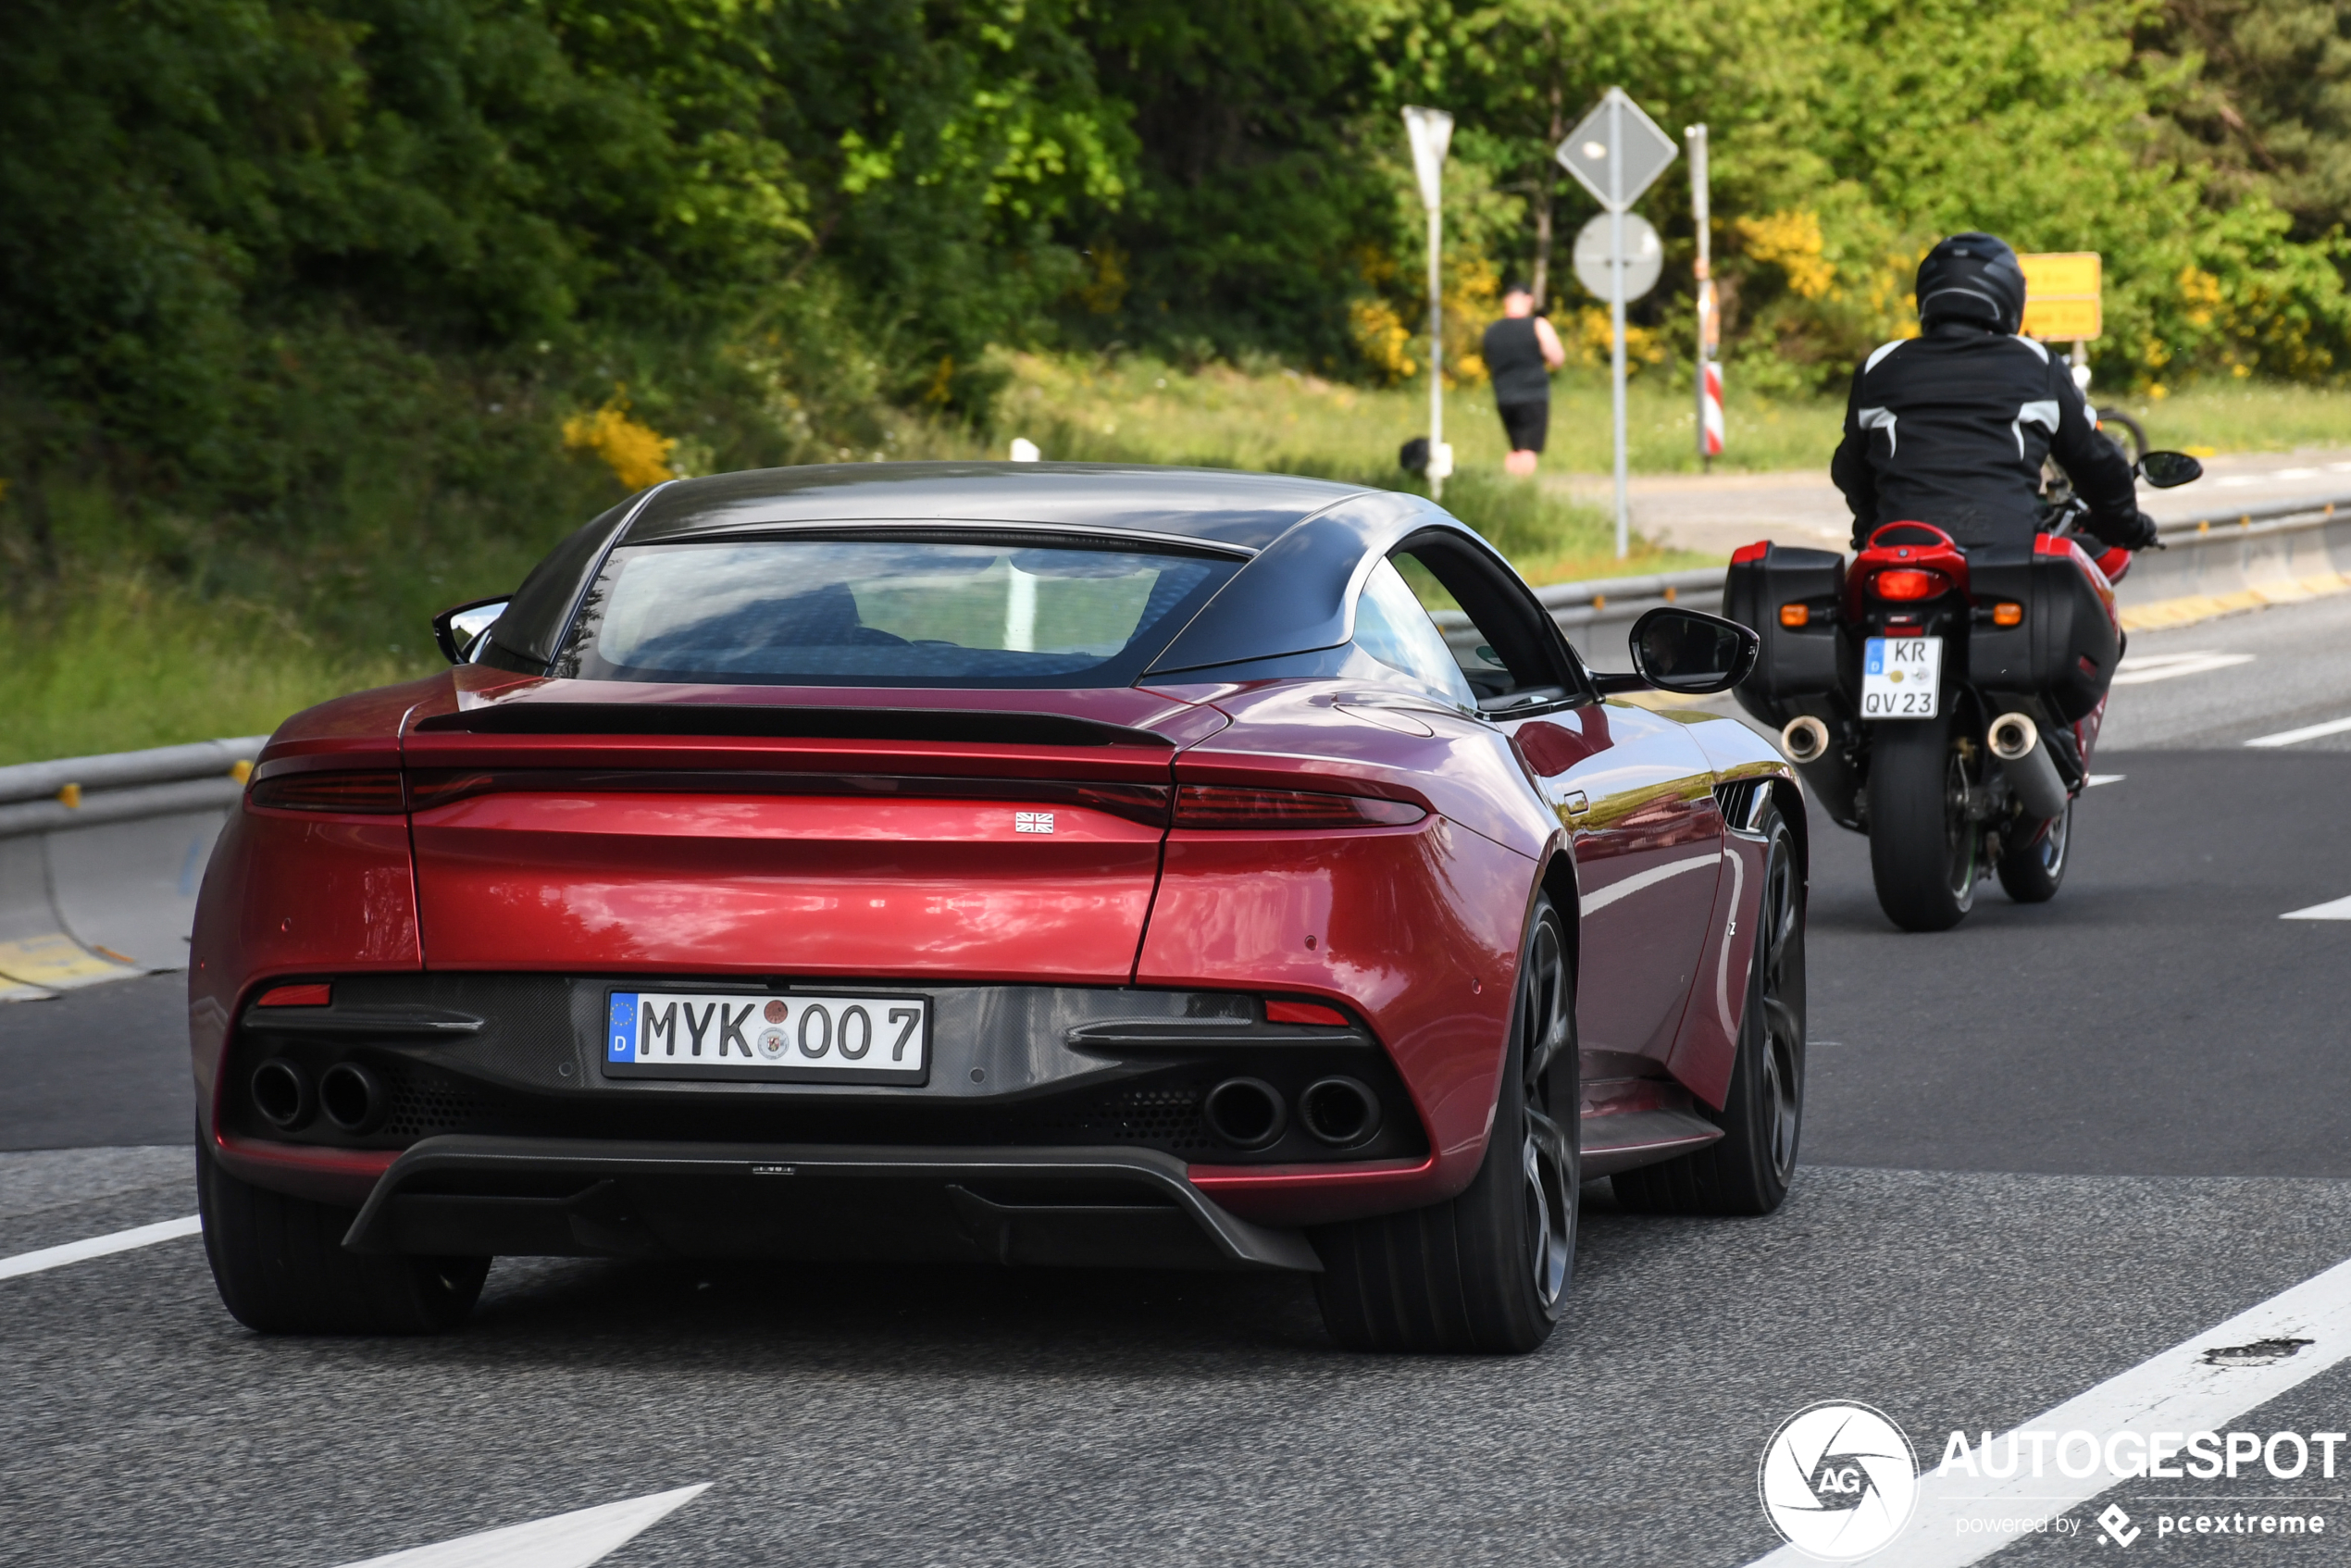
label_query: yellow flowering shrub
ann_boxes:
[1350,298,1416,384]
[1735,211,1836,302]
[563,394,677,491]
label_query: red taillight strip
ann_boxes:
[402,769,1176,828]
[247,772,406,814]
[1173,785,1424,830]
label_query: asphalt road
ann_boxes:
[5,593,2351,1567]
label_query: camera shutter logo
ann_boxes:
[1758,1401,1920,1560]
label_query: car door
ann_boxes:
[1391,543,1723,1069]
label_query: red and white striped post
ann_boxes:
[1687,124,1723,469]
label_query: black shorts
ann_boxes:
[1497,399,1549,454]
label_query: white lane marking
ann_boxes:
[2283,894,2351,921]
[2245,714,2351,748]
[2216,474,2260,487]
[336,1484,711,1568]
[2278,467,2321,479]
[1743,1251,2351,1567]
[2110,651,2256,685]
[2086,774,2125,787]
[0,1214,200,1281]
[1579,852,1719,915]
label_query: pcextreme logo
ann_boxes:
[1758,1401,1920,1561]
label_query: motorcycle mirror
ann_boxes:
[2135,451,2204,489]
[431,596,511,665]
[1622,606,1760,696]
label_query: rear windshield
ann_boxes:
[557,537,1239,687]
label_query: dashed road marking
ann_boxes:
[2111,651,2257,686]
[0,1214,200,1282]
[2282,895,2351,921]
[2245,715,2351,748]
[2086,775,2125,787]
[1744,1251,2351,1566]
[335,1484,711,1568]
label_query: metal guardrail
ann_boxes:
[0,737,266,839]
[1438,488,2351,655]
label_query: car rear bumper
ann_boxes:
[339,1134,1324,1273]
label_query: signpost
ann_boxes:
[1402,106,1456,501]
[1559,88,1677,558]
[2019,251,2103,391]
[1686,124,1723,469]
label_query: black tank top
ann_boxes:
[1483,317,1550,404]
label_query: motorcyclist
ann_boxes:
[1830,232,2158,555]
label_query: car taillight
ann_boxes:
[247,771,405,814]
[1266,999,1350,1026]
[255,983,331,1007]
[1872,567,1947,601]
[1173,785,1425,829]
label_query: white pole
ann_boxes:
[1609,92,1629,559]
[1428,205,1445,504]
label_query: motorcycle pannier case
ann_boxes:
[1966,539,2121,722]
[1723,543,1847,721]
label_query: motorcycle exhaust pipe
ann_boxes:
[1988,712,2070,822]
[1779,715,1831,765]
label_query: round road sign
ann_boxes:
[1573,214,1663,304]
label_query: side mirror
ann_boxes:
[2136,450,2203,489]
[431,597,511,665]
[1609,606,1759,695]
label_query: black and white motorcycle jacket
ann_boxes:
[1830,321,2141,553]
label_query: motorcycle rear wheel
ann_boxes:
[1867,711,1978,931]
[1996,799,2071,904]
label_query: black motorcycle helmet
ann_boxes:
[1915,232,2026,333]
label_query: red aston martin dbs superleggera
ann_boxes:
[191,463,1806,1353]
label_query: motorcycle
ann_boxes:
[1723,450,2203,931]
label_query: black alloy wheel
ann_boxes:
[1312,897,1579,1354]
[1996,797,2071,904]
[1615,797,1806,1214]
[197,1134,487,1335]
[1867,707,1979,931]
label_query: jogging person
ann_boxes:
[1482,283,1566,478]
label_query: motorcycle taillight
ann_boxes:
[1872,567,1949,601]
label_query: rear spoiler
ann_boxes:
[409,703,1174,749]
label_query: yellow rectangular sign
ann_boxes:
[2019,251,2102,341]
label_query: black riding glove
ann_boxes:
[2089,507,2160,552]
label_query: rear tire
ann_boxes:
[1996,798,2071,904]
[1867,710,1978,931]
[1614,800,1805,1215]
[197,1136,486,1335]
[1312,898,1578,1354]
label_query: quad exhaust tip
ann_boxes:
[1780,715,1831,765]
[250,1058,313,1131]
[318,1062,387,1135]
[1203,1077,1287,1150]
[1299,1076,1382,1148]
